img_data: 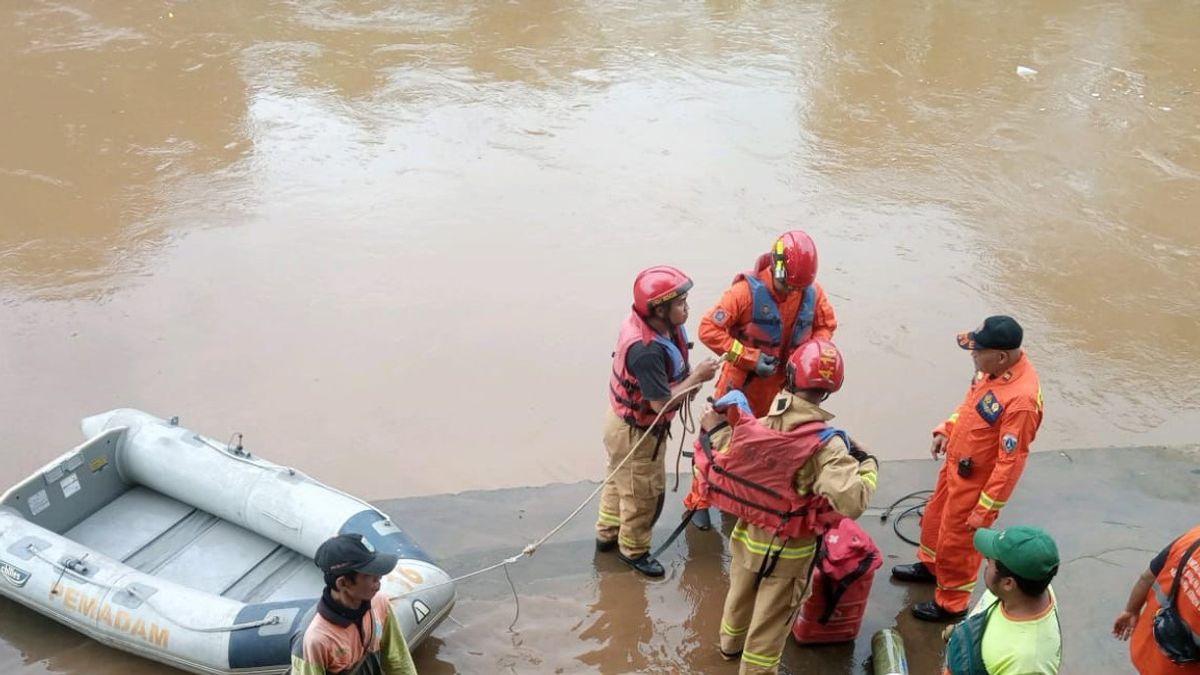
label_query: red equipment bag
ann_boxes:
[792,518,882,644]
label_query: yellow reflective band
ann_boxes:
[720,620,748,636]
[619,535,651,548]
[978,492,1006,511]
[939,581,977,592]
[860,471,878,489]
[742,650,782,668]
[947,413,960,424]
[920,544,937,561]
[730,525,816,559]
[1037,387,1044,413]
[730,340,745,360]
[596,510,621,526]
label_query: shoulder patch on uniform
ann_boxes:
[975,390,1003,425]
[712,308,728,326]
[1002,433,1018,453]
[771,396,789,414]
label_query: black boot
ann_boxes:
[891,561,936,584]
[618,552,665,578]
[595,538,617,553]
[691,508,712,531]
[911,600,966,622]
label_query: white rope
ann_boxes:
[389,382,703,600]
[27,546,279,633]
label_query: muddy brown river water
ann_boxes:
[2,1,1198,673]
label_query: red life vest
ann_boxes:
[693,408,844,539]
[608,311,691,429]
[730,268,817,362]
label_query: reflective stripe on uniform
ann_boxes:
[947,413,960,424]
[730,339,745,360]
[920,544,937,561]
[859,470,878,489]
[939,581,977,593]
[730,524,816,560]
[978,492,1006,511]
[619,534,651,549]
[1153,580,1169,607]
[596,510,621,526]
[720,620,748,636]
[742,649,782,668]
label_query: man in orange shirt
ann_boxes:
[892,316,1043,621]
[1113,524,1200,674]
[289,534,417,674]
[683,230,837,529]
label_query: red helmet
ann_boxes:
[770,230,819,289]
[786,338,844,393]
[632,266,693,317]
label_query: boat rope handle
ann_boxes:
[26,545,280,633]
[388,381,704,602]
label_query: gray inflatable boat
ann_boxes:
[0,409,455,674]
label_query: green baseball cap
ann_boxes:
[974,525,1060,581]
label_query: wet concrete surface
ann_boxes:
[377,444,1200,674]
[0,444,1195,673]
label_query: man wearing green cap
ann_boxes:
[943,525,1062,675]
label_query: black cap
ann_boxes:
[314,534,399,576]
[957,315,1023,350]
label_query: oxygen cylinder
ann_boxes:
[871,628,908,675]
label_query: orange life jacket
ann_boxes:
[608,311,691,429]
[693,407,844,539]
[729,269,817,363]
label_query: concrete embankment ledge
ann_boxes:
[379,446,1200,674]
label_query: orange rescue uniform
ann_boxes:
[699,267,838,416]
[684,267,837,513]
[918,354,1043,613]
[1130,525,1200,675]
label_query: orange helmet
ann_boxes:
[786,338,844,393]
[632,266,693,317]
[771,230,818,289]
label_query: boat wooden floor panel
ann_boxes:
[62,486,321,602]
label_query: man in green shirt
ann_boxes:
[944,525,1062,675]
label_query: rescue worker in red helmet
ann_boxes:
[686,230,839,529]
[892,316,1044,622]
[696,339,878,675]
[596,266,718,577]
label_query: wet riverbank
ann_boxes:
[386,444,1200,673]
[1,444,1195,673]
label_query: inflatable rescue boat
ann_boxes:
[0,409,454,674]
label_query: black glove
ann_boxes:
[847,439,876,465]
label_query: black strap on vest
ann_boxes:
[816,551,877,624]
[1167,538,1200,609]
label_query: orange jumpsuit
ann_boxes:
[683,267,837,512]
[918,354,1043,613]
